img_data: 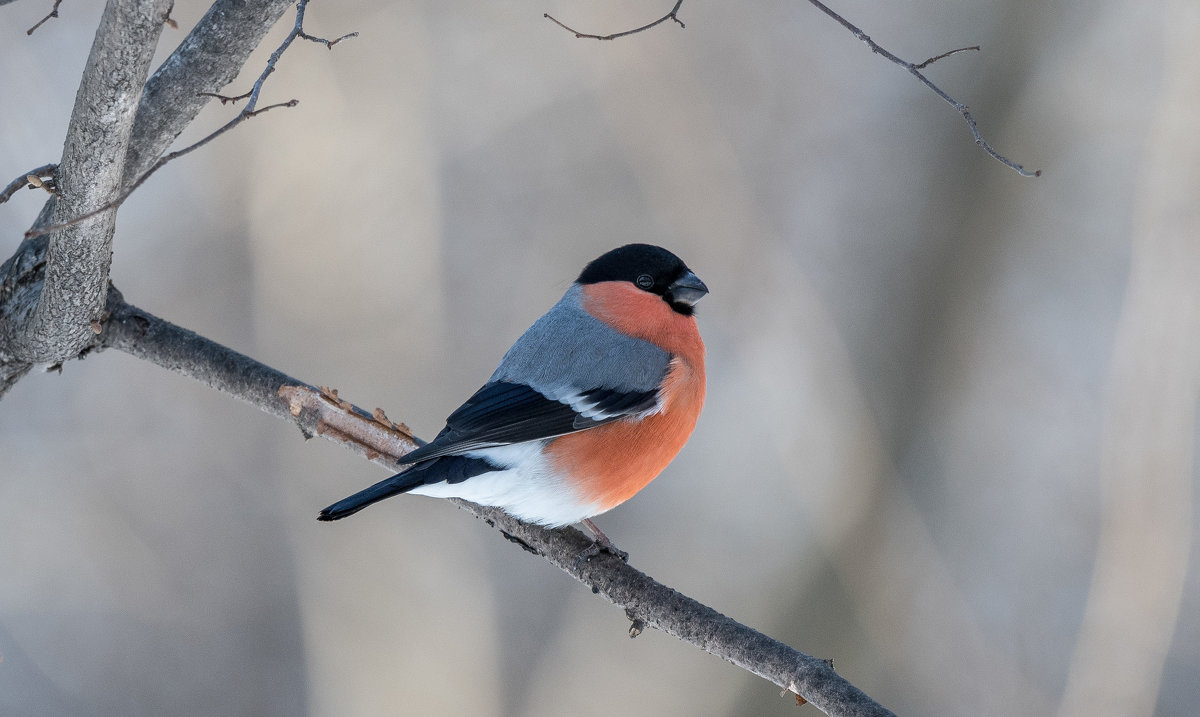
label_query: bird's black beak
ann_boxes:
[667,270,709,308]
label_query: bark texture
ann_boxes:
[10,0,170,364]
[0,0,294,395]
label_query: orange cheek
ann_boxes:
[580,282,706,368]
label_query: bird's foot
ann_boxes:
[573,518,629,568]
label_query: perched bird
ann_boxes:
[318,244,707,540]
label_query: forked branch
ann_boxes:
[545,0,1040,176]
[23,0,358,240]
[803,0,1039,176]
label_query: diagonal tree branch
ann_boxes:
[92,293,897,717]
[802,0,1039,177]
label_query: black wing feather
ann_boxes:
[576,386,660,417]
[446,381,589,446]
[399,381,658,463]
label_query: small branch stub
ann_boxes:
[26,0,64,35]
[277,384,418,466]
[626,608,646,638]
[0,164,58,204]
[298,28,359,49]
[914,45,980,70]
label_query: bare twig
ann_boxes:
[244,99,300,117]
[0,164,57,205]
[196,90,254,105]
[122,0,297,184]
[26,0,63,35]
[545,0,1037,176]
[93,296,896,717]
[298,27,359,48]
[226,0,354,113]
[24,0,356,240]
[544,0,684,41]
[914,45,980,70]
[23,102,297,239]
[803,0,1039,177]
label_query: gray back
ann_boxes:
[490,284,671,398]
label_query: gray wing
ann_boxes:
[489,284,671,400]
[398,285,671,463]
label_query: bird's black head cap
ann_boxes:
[577,244,708,316]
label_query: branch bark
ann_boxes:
[92,294,896,717]
[1,0,295,396]
[7,0,169,367]
[123,0,297,184]
[24,0,355,241]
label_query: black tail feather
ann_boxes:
[317,472,423,521]
[317,455,498,521]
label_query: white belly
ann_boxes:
[406,442,605,527]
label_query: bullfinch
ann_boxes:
[318,244,707,534]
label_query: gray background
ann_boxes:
[2,0,1197,715]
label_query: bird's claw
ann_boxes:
[572,539,629,569]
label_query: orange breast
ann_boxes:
[545,282,706,512]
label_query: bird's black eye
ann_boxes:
[635,273,655,290]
